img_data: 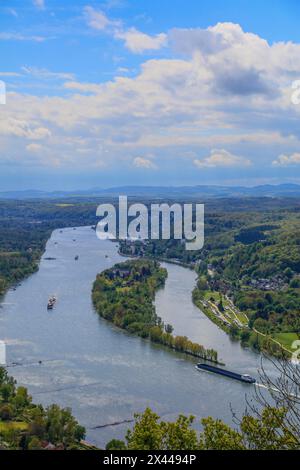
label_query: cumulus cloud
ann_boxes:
[169,22,300,98]
[84,6,167,53]
[115,28,167,53]
[133,157,157,169]
[2,22,300,175]
[272,153,300,167]
[194,149,251,168]
[0,118,51,140]
[84,6,118,31]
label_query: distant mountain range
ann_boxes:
[0,184,300,200]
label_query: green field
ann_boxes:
[273,333,299,352]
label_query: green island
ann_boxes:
[92,259,219,363]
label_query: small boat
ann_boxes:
[195,363,256,384]
[75,255,79,261]
[47,295,57,310]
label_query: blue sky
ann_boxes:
[1,0,300,190]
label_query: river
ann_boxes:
[0,226,276,447]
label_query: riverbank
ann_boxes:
[192,284,291,359]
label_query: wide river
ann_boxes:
[0,226,276,447]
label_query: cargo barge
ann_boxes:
[196,363,256,384]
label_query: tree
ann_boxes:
[106,439,127,450]
[229,324,239,339]
[126,408,198,450]
[45,404,85,448]
[160,415,198,450]
[199,417,244,450]
[13,386,31,410]
[126,408,163,450]
[240,329,250,343]
[28,436,43,450]
[0,404,13,421]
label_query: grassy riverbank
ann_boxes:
[192,282,292,358]
[92,259,220,363]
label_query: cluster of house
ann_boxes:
[249,276,284,291]
[106,268,131,281]
[121,239,148,257]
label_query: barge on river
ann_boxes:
[47,296,57,310]
[196,363,256,384]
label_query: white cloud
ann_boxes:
[84,6,119,31]
[115,28,167,53]
[133,157,157,169]
[272,153,300,167]
[0,118,51,140]
[84,6,166,53]
[22,66,75,81]
[194,149,251,168]
[33,0,45,9]
[0,33,45,42]
[63,81,102,93]
[169,22,300,98]
[26,143,42,153]
[2,22,300,175]
[0,72,21,77]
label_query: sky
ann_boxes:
[1,0,300,190]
